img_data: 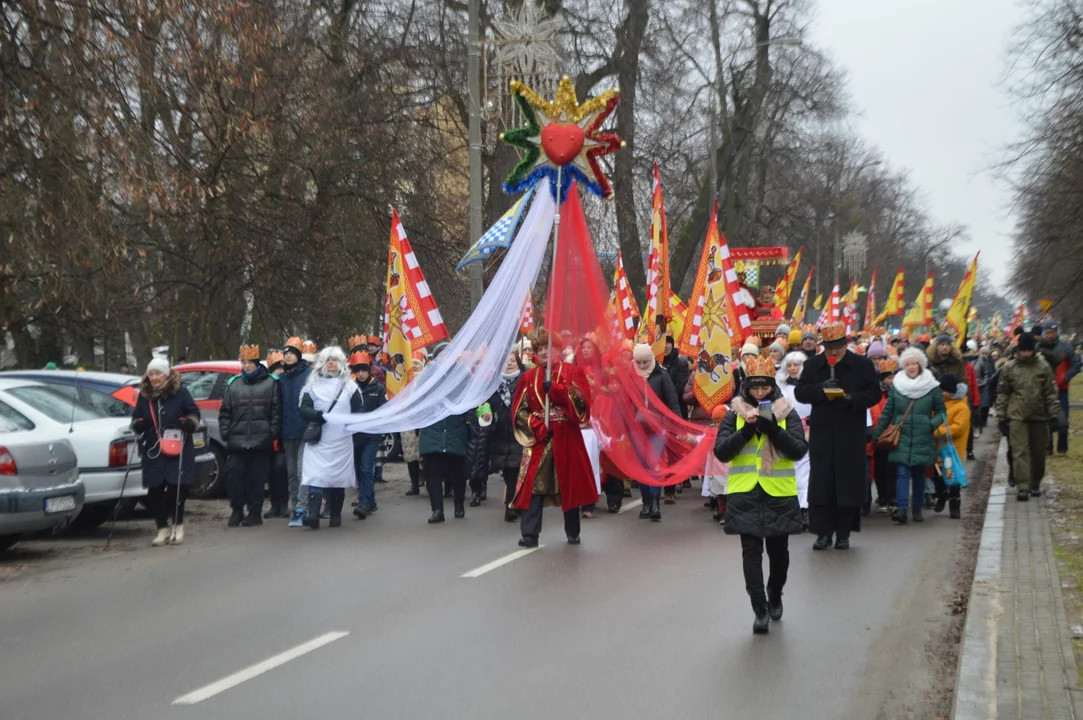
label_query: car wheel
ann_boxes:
[68,504,111,531]
[0,535,20,553]
[190,444,227,499]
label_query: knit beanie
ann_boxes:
[1018,333,1037,352]
[768,342,786,356]
[936,333,953,348]
[146,357,170,376]
[788,329,802,346]
[740,342,761,358]
[775,324,791,338]
[801,329,819,343]
[867,341,886,358]
[939,373,958,394]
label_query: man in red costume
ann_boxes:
[511,328,598,547]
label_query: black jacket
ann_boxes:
[661,352,690,416]
[219,365,283,452]
[645,363,680,415]
[352,376,387,444]
[131,373,201,488]
[488,374,523,473]
[714,389,808,537]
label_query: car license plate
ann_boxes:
[127,441,140,464]
[45,495,77,514]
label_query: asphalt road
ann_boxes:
[0,438,991,720]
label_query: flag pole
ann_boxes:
[545,167,562,429]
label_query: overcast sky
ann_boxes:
[809,0,1026,293]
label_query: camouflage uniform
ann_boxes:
[995,354,1060,493]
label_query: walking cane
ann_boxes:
[171,430,186,544]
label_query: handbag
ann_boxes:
[302,384,345,444]
[876,399,916,450]
[939,440,968,488]
[149,402,183,457]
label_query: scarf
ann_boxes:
[635,359,655,380]
[892,368,940,399]
[498,369,520,408]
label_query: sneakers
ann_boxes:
[288,508,305,527]
[151,528,171,547]
[170,524,185,545]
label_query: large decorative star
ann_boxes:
[501,76,624,202]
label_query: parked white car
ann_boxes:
[0,378,143,530]
[0,429,83,552]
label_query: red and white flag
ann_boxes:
[519,295,535,334]
[816,283,841,329]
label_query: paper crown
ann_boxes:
[746,335,763,348]
[239,344,261,361]
[349,351,372,368]
[821,324,848,343]
[869,326,887,337]
[743,354,777,378]
[266,350,285,368]
[301,340,318,355]
[879,358,899,374]
[916,334,932,343]
[348,335,367,352]
[367,335,381,346]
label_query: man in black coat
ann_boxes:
[661,336,690,419]
[794,324,881,550]
[220,346,283,527]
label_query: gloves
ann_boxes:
[756,416,781,438]
[316,410,326,425]
[822,379,840,390]
[998,420,1010,437]
[180,417,199,433]
[528,414,549,444]
[548,382,570,407]
[131,418,147,434]
[740,420,758,440]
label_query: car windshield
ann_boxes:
[5,386,107,423]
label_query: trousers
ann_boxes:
[603,475,625,509]
[227,450,271,515]
[520,494,580,541]
[740,534,789,611]
[283,439,307,510]
[269,451,289,509]
[1010,420,1050,492]
[502,467,518,507]
[424,453,466,513]
[1048,390,1069,454]
[146,484,187,529]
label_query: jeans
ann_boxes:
[353,437,380,510]
[284,438,306,510]
[1049,390,1069,454]
[740,534,789,611]
[639,484,661,500]
[895,464,926,513]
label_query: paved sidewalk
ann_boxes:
[954,439,1083,719]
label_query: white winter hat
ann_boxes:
[740,342,761,358]
[899,347,927,369]
[146,358,170,376]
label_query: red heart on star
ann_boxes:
[540,122,585,166]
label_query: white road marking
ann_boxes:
[461,546,544,578]
[172,631,350,705]
[619,499,643,515]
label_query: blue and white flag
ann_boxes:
[456,187,534,272]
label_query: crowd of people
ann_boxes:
[128,316,1079,633]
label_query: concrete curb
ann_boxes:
[951,437,1007,720]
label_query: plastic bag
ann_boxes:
[939,441,968,488]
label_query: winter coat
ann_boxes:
[488,374,523,473]
[965,362,979,409]
[713,390,807,537]
[974,355,996,408]
[682,372,711,424]
[131,373,201,488]
[872,383,946,468]
[1038,336,1082,391]
[938,387,971,461]
[351,376,387,444]
[927,344,967,382]
[420,413,471,457]
[299,376,362,489]
[794,351,882,508]
[995,355,1060,422]
[219,366,282,453]
[465,411,493,486]
[662,352,690,417]
[277,361,312,440]
[645,363,680,416]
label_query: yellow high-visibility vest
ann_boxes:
[727,416,797,497]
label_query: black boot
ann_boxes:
[911,507,924,523]
[469,495,482,508]
[934,492,948,513]
[263,505,282,520]
[504,507,519,522]
[813,534,832,550]
[454,502,465,519]
[752,606,770,634]
[405,461,421,495]
[891,510,908,525]
[638,500,651,519]
[649,498,662,521]
[303,492,321,529]
[227,507,244,528]
[428,510,445,524]
[834,534,850,550]
[768,588,784,622]
[328,491,344,527]
[1018,489,1029,501]
[241,511,263,526]
[949,499,961,519]
[518,536,538,548]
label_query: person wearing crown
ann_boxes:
[349,350,386,519]
[794,324,881,550]
[510,328,598,547]
[280,337,314,526]
[714,355,808,634]
[219,344,283,528]
[264,350,290,519]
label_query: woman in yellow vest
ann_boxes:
[714,355,809,634]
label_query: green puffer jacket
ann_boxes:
[994,355,1059,422]
[872,384,946,468]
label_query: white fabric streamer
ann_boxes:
[326,178,557,434]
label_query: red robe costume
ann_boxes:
[511,360,599,512]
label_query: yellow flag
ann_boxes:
[774,247,803,317]
[383,210,414,398]
[874,267,906,324]
[945,253,979,337]
[901,272,935,331]
[790,266,814,325]
[813,293,824,311]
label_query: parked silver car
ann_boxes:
[0,420,84,552]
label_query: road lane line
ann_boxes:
[462,546,543,578]
[619,499,643,515]
[172,631,350,705]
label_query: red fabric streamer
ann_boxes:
[544,185,717,487]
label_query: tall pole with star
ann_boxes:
[467,0,484,310]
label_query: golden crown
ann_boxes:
[348,334,367,352]
[301,340,318,355]
[239,344,261,361]
[349,351,372,367]
[367,335,381,346]
[266,350,284,367]
[821,324,848,343]
[879,358,899,373]
[743,354,776,378]
[284,336,304,351]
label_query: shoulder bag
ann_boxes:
[302,383,345,444]
[876,398,916,450]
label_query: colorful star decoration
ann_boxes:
[501,76,624,203]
